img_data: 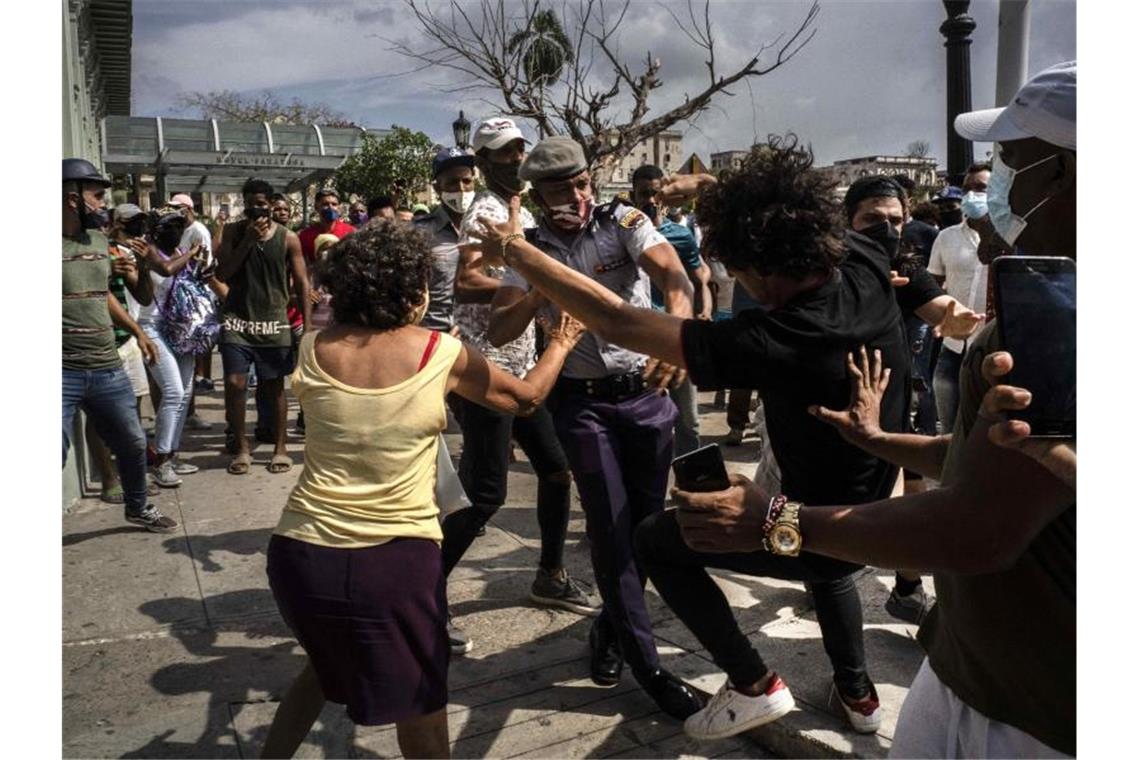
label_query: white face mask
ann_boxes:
[987,152,1057,246]
[441,190,475,215]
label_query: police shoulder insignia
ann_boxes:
[618,209,647,230]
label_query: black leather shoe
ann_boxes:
[589,620,623,687]
[638,668,705,720]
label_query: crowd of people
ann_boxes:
[62,60,1076,759]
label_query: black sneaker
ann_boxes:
[638,668,705,721]
[530,568,599,616]
[125,504,179,533]
[885,585,931,625]
[448,618,473,655]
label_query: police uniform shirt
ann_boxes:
[502,202,667,379]
[414,205,462,332]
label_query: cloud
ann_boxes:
[132,0,1075,168]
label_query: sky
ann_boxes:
[130,0,1076,169]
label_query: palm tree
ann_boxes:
[508,8,574,88]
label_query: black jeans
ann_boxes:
[726,388,755,432]
[442,395,571,576]
[635,509,872,697]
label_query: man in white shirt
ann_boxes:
[928,163,990,432]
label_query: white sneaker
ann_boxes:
[684,674,795,741]
[829,682,883,734]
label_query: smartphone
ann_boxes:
[672,443,732,492]
[245,206,270,221]
[992,255,1076,438]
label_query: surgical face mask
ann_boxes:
[856,220,900,258]
[547,196,594,231]
[350,210,368,225]
[482,161,527,195]
[123,217,147,238]
[319,207,340,223]
[987,152,1058,246]
[441,190,475,215]
[961,191,988,220]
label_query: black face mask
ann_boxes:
[482,161,526,195]
[123,218,147,238]
[938,209,964,228]
[640,202,659,222]
[858,220,901,258]
[155,228,182,252]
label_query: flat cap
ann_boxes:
[519,136,588,182]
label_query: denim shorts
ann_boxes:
[219,342,295,381]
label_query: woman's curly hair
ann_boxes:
[318,221,432,330]
[697,134,846,279]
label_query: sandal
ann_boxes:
[268,454,293,474]
[100,484,125,505]
[227,452,252,475]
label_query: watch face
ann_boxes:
[772,525,802,554]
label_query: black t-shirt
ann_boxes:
[681,235,910,506]
[903,219,939,267]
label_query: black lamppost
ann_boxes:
[452,110,471,150]
[940,0,976,186]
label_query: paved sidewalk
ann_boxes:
[63,386,927,758]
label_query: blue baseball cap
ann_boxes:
[932,186,964,204]
[432,147,475,178]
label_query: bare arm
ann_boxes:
[448,316,583,416]
[916,294,984,340]
[107,293,157,365]
[690,260,715,320]
[639,242,694,320]
[286,231,312,330]
[455,245,503,304]
[487,285,545,347]
[141,243,197,278]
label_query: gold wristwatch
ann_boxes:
[763,499,803,557]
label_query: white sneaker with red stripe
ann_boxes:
[683,673,795,741]
[830,682,883,734]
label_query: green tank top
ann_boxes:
[220,221,293,347]
[62,230,121,370]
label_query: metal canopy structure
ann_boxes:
[101,116,390,194]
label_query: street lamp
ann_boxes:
[940,0,976,186]
[452,110,471,150]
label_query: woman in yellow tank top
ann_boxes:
[262,221,583,759]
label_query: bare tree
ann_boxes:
[905,139,932,158]
[386,0,819,180]
[176,89,359,127]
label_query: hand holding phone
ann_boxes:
[672,443,732,493]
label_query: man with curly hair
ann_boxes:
[469,135,907,738]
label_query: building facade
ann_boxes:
[709,150,750,174]
[818,155,940,195]
[595,130,684,201]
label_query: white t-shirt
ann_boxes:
[928,221,988,353]
[180,220,213,268]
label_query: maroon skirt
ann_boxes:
[267,534,449,725]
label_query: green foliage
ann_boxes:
[333,126,435,203]
[508,9,574,87]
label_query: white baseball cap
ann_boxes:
[954,60,1076,151]
[471,117,530,153]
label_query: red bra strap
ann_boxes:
[418,330,441,371]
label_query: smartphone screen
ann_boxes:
[993,256,1076,437]
[672,443,732,492]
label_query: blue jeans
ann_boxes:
[141,323,194,455]
[669,378,701,457]
[933,347,964,434]
[63,366,149,512]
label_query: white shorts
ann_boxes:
[117,337,150,398]
[890,658,1071,758]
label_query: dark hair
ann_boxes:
[843,176,906,224]
[318,221,432,330]
[697,134,845,279]
[242,178,275,198]
[367,195,394,215]
[631,164,665,185]
[967,161,992,174]
[911,201,940,227]
[269,193,288,204]
[890,174,917,194]
[315,188,339,203]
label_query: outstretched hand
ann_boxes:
[934,299,985,340]
[466,194,525,269]
[537,312,586,349]
[673,472,772,553]
[654,173,717,207]
[807,345,890,447]
[979,351,1076,489]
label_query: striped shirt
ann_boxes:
[63,231,121,370]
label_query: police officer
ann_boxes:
[484,137,703,720]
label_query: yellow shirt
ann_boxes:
[275,330,462,548]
